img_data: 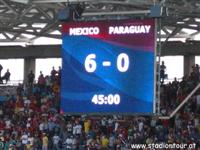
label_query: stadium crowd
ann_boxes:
[0,64,199,150]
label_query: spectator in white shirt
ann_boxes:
[138,120,144,132]
[21,132,28,149]
[65,136,73,150]
[73,123,82,135]
[52,134,60,150]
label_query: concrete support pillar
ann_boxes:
[184,55,195,76]
[24,58,35,83]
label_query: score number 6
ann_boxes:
[85,53,129,73]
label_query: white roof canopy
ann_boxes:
[0,0,200,44]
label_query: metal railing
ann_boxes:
[0,80,24,86]
[159,82,200,119]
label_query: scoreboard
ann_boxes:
[61,19,156,114]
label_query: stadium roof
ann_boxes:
[0,0,200,44]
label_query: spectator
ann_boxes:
[160,61,166,84]
[42,133,48,150]
[84,119,91,134]
[73,121,82,136]
[2,69,11,84]
[0,64,3,83]
[21,131,29,149]
[65,135,73,150]
[109,133,115,149]
[0,138,4,149]
[58,66,62,84]
[58,66,61,77]
[0,64,2,77]
[50,66,57,82]
[27,70,35,86]
[138,119,144,132]
[33,134,41,149]
[101,135,109,149]
[38,71,45,91]
[52,133,60,150]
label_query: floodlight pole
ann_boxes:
[156,17,162,115]
[150,4,163,115]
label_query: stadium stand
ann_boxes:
[0,65,199,150]
[0,0,200,149]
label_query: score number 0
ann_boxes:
[85,53,130,73]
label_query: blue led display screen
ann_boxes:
[61,19,156,114]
